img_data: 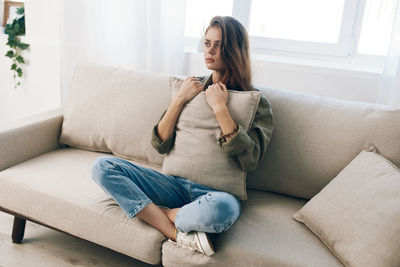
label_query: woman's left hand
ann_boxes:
[205,82,228,112]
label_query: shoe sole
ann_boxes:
[197,232,215,256]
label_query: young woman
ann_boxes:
[91,16,273,256]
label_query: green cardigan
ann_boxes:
[150,75,274,172]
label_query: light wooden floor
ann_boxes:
[0,212,160,267]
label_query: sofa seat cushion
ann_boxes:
[0,148,166,265]
[161,190,343,267]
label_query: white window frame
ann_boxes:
[240,0,366,57]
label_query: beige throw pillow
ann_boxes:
[161,77,261,200]
[292,142,400,267]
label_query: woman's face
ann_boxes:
[204,26,225,71]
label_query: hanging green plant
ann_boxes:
[4,5,30,89]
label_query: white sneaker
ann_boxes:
[170,231,215,256]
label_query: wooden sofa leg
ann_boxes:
[12,216,26,243]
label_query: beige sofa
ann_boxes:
[1,63,399,266]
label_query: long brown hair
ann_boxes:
[205,16,252,91]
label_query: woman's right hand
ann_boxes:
[173,77,204,105]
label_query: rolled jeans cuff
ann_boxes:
[127,199,153,219]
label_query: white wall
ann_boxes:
[0,0,61,127]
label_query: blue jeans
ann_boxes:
[90,155,241,233]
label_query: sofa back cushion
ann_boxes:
[59,63,170,166]
[246,86,400,199]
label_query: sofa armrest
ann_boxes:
[0,108,64,171]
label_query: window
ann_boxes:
[358,0,398,55]
[184,0,399,59]
[249,0,345,43]
[185,0,233,38]
[184,0,233,51]
[248,0,354,56]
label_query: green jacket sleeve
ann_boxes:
[220,94,274,172]
[150,109,176,154]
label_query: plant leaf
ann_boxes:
[17,68,23,77]
[5,27,14,35]
[7,35,17,48]
[16,17,25,35]
[14,23,20,34]
[16,56,24,63]
[5,50,14,58]
[11,63,17,70]
[17,6,24,15]
[19,43,29,50]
